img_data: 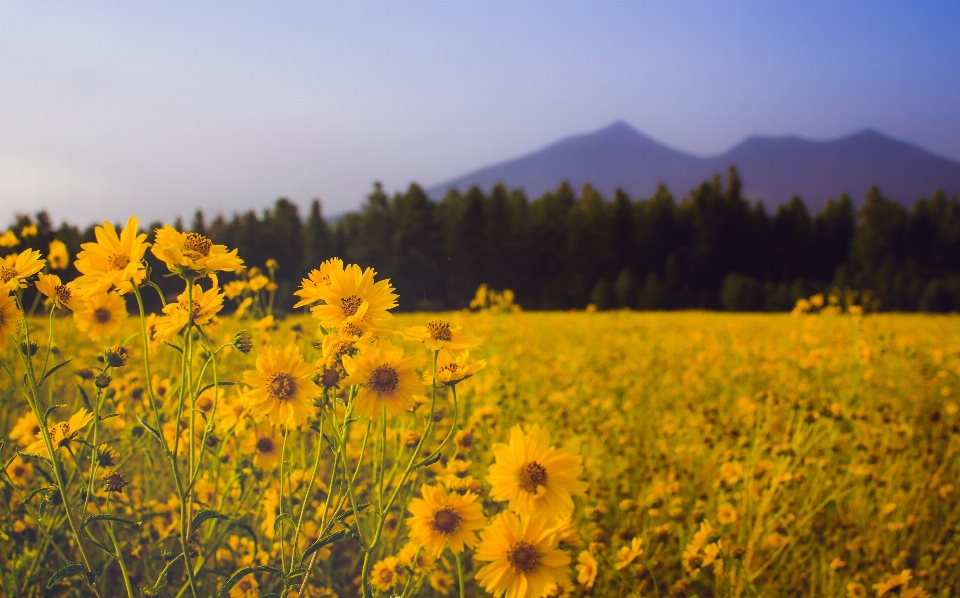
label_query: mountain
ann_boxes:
[428,122,960,211]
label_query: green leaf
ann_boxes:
[414,452,443,469]
[196,381,235,396]
[216,566,283,598]
[46,563,88,588]
[23,485,55,505]
[190,509,230,534]
[334,502,370,522]
[39,359,73,387]
[164,341,184,354]
[136,414,165,447]
[42,404,67,425]
[299,529,347,565]
[77,384,92,410]
[81,514,141,530]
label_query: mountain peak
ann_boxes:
[428,123,960,211]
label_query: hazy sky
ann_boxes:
[1,0,959,226]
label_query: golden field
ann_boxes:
[0,220,958,598]
[3,304,959,597]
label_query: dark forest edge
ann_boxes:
[6,166,960,313]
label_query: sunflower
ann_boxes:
[407,484,486,557]
[0,230,17,248]
[153,282,225,341]
[370,556,401,593]
[5,455,32,485]
[243,344,315,426]
[74,292,128,342]
[341,341,421,418]
[475,511,571,598]
[575,550,598,588]
[614,537,643,570]
[24,408,94,459]
[152,225,244,277]
[1,249,45,292]
[402,318,481,352]
[35,273,86,312]
[228,575,259,598]
[47,239,70,269]
[9,412,41,447]
[293,257,344,308]
[241,423,284,470]
[486,424,588,518]
[74,216,149,295]
[0,292,22,347]
[308,263,397,332]
[424,349,487,387]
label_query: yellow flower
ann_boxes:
[20,224,37,238]
[341,341,421,418]
[370,556,401,593]
[243,344,315,426]
[240,423,283,470]
[234,296,253,318]
[873,570,913,597]
[475,511,571,598]
[74,216,149,295]
[9,412,41,447]
[407,484,486,556]
[151,225,244,276]
[614,537,643,570]
[35,273,86,312]
[74,292,128,342]
[575,550,598,588]
[227,574,258,598]
[0,230,18,248]
[717,502,738,525]
[1,249,45,292]
[248,274,269,292]
[223,280,247,300]
[308,263,397,332]
[153,282,225,341]
[486,424,588,518]
[5,455,32,485]
[47,239,70,269]
[402,318,482,352]
[24,408,94,458]
[424,349,486,387]
[0,292,22,347]
[293,258,344,308]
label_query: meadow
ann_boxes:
[0,221,958,597]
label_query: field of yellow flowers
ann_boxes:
[1,216,958,597]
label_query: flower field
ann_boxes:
[1,218,959,597]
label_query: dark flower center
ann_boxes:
[108,253,131,271]
[184,232,213,256]
[430,508,462,535]
[256,437,275,454]
[340,295,363,317]
[427,319,452,341]
[55,285,72,304]
[0,266,17,282]
[267,372,295,402]
[517,462,548,493]
[369,365,399,393]
[508,541,541,574]
[94,307,112,324]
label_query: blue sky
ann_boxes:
[1,0,958,226]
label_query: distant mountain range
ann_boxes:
[428,121,960,211]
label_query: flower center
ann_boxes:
[441,362,460,374]
[517,462,548,493]
[55,285,72,304]
[266,372,295,402]
[0,266,16,283]
[507,541,541,574]
[184,232,213,256]
[340,295,363,317]
[377,568,395,584]
[369,365,399,393]
[108,253,131,271]
[256,437,275,454]
[342,322,363,337]
[427,319,453,341]
[93,307,112,325]
[237,580,253,593]
[430,508,462,535]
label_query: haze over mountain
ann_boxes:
[428,122,960,212]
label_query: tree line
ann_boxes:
[9,166,960,313]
